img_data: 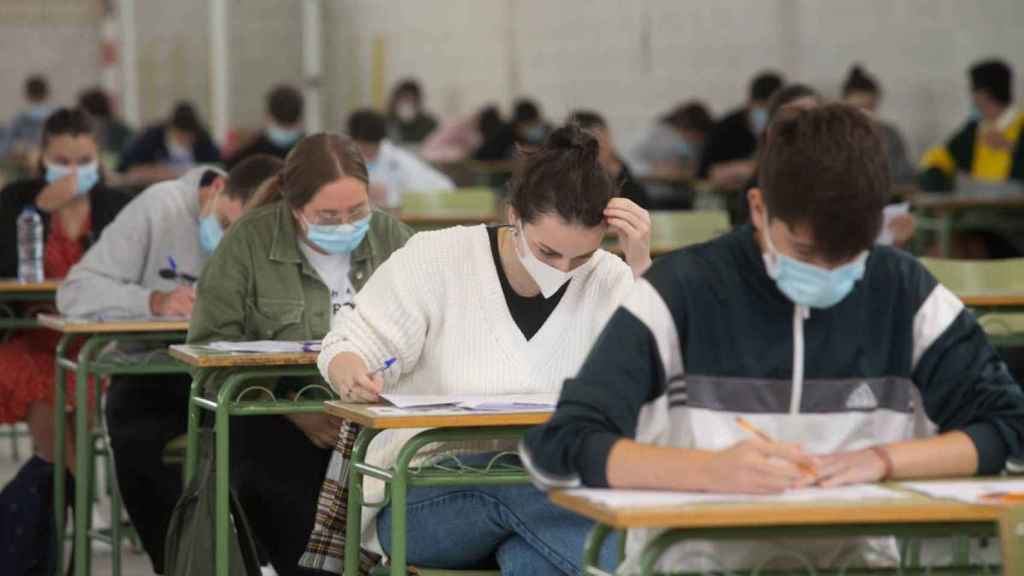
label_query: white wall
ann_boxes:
[5,0,1022,160]
[0,0,102,120]
[329,0,1024,159]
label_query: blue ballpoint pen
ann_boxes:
[367,357,397,377]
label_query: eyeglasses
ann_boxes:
[303,205,372,226]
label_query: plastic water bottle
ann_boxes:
[17,207,44,283]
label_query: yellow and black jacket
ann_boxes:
[919,110,1024,191]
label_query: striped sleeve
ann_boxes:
[911,270,1024,474]
[522,270,685,489]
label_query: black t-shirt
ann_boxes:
[697,108,758,178]
[488,226,568,340]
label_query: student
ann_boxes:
[0,108,131,573]
[419,104,503,164]
[187,133,413,576]
[226,84,305,169]
[570,110,648,208]
[522,105,1024,573]
[347,109,455,209]
[118,101,221,179]
[698,71,784,188]
[311,125,651,575]
[386,78,440,146]
[56,157,278,572]
[921,59,1024,191]
[474,98,551,161]
[919,58,1024,257]
[1,75,53,170]
[628,101,714,176]
[841,65,914,185]
[78,87,135,158]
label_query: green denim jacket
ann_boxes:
[187,201,413,394]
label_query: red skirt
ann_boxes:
[0,329,95,424]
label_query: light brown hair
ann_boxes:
[249,133,368,209]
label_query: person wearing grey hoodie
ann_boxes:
[57,156,283,573]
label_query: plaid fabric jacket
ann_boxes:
[299,419,381,574]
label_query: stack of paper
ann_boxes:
[566,484,908,508]
[207,340,321,353]
[901,480,1024,504]
[380,393,557,412]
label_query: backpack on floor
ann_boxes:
[0,455,60,576]
[164,429,261,576]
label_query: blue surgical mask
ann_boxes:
[761,216,867,309]
[198,214,224,254]
[365,158,380,174]
[45,161,100,196]
[524,124,546,144]
[27,104,51,120]
[751,108,769,134]
[672,139,692,158]
[968,103,982,122]
[303,214,372,255]
[266,124,302,148]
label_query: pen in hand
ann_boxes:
[735,416,817,478]
[367,357,397,378]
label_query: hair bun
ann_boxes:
[547,124,599,164]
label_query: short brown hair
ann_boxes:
[225,154,284,205]
[250,133,367,210]
[508,123,617,228]
[757,104,888,262]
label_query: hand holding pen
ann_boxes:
[150,256,197,317]
[698,417,818,494]
[325,352,396,403]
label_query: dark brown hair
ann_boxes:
[251,133,368,209]
[41,107,95,149]
[508,123,616,228]
[225,154,284,204]
[757,104,888,262]
[662,101,714,134]
[842,65,880,98]
[268,85,304,125]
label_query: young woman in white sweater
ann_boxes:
[317,124,651,575]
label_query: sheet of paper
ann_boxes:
[901,480,1024,504]
[207,340,321,354]
[566,484,907,509]
[876,202,911,245]
[380,392,558,411]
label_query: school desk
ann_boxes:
[911,191,1024,257]
[0,278,61,331]
[323,401,551,576]
[38,314,190,576]
[169,344,326,576]
[553,481,1024,576]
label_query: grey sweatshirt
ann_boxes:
[57,167,225,318]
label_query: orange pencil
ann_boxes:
[735,416,817,477]
[979,492,1024,504]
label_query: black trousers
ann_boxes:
[106,375,331,575]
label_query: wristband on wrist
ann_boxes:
[869,445,894,481]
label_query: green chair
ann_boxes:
[649,210,730,256]
[920,257,1024,345]
[401,188,497,213]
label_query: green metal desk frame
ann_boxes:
[343,426,536,576]
[580,514,1022,575]
[184,365,333,576]
[52,331,189,576]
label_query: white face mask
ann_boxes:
[513,223,576,299]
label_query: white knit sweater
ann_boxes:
[317,224,634,550]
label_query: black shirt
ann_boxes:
[118,124,221,172]
[0,179,132,277]
[488,226,568,340]
[697,108,757,178]
[225,133,294,170]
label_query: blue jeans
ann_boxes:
[377,453,619,576]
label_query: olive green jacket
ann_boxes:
[187,201,413,394]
